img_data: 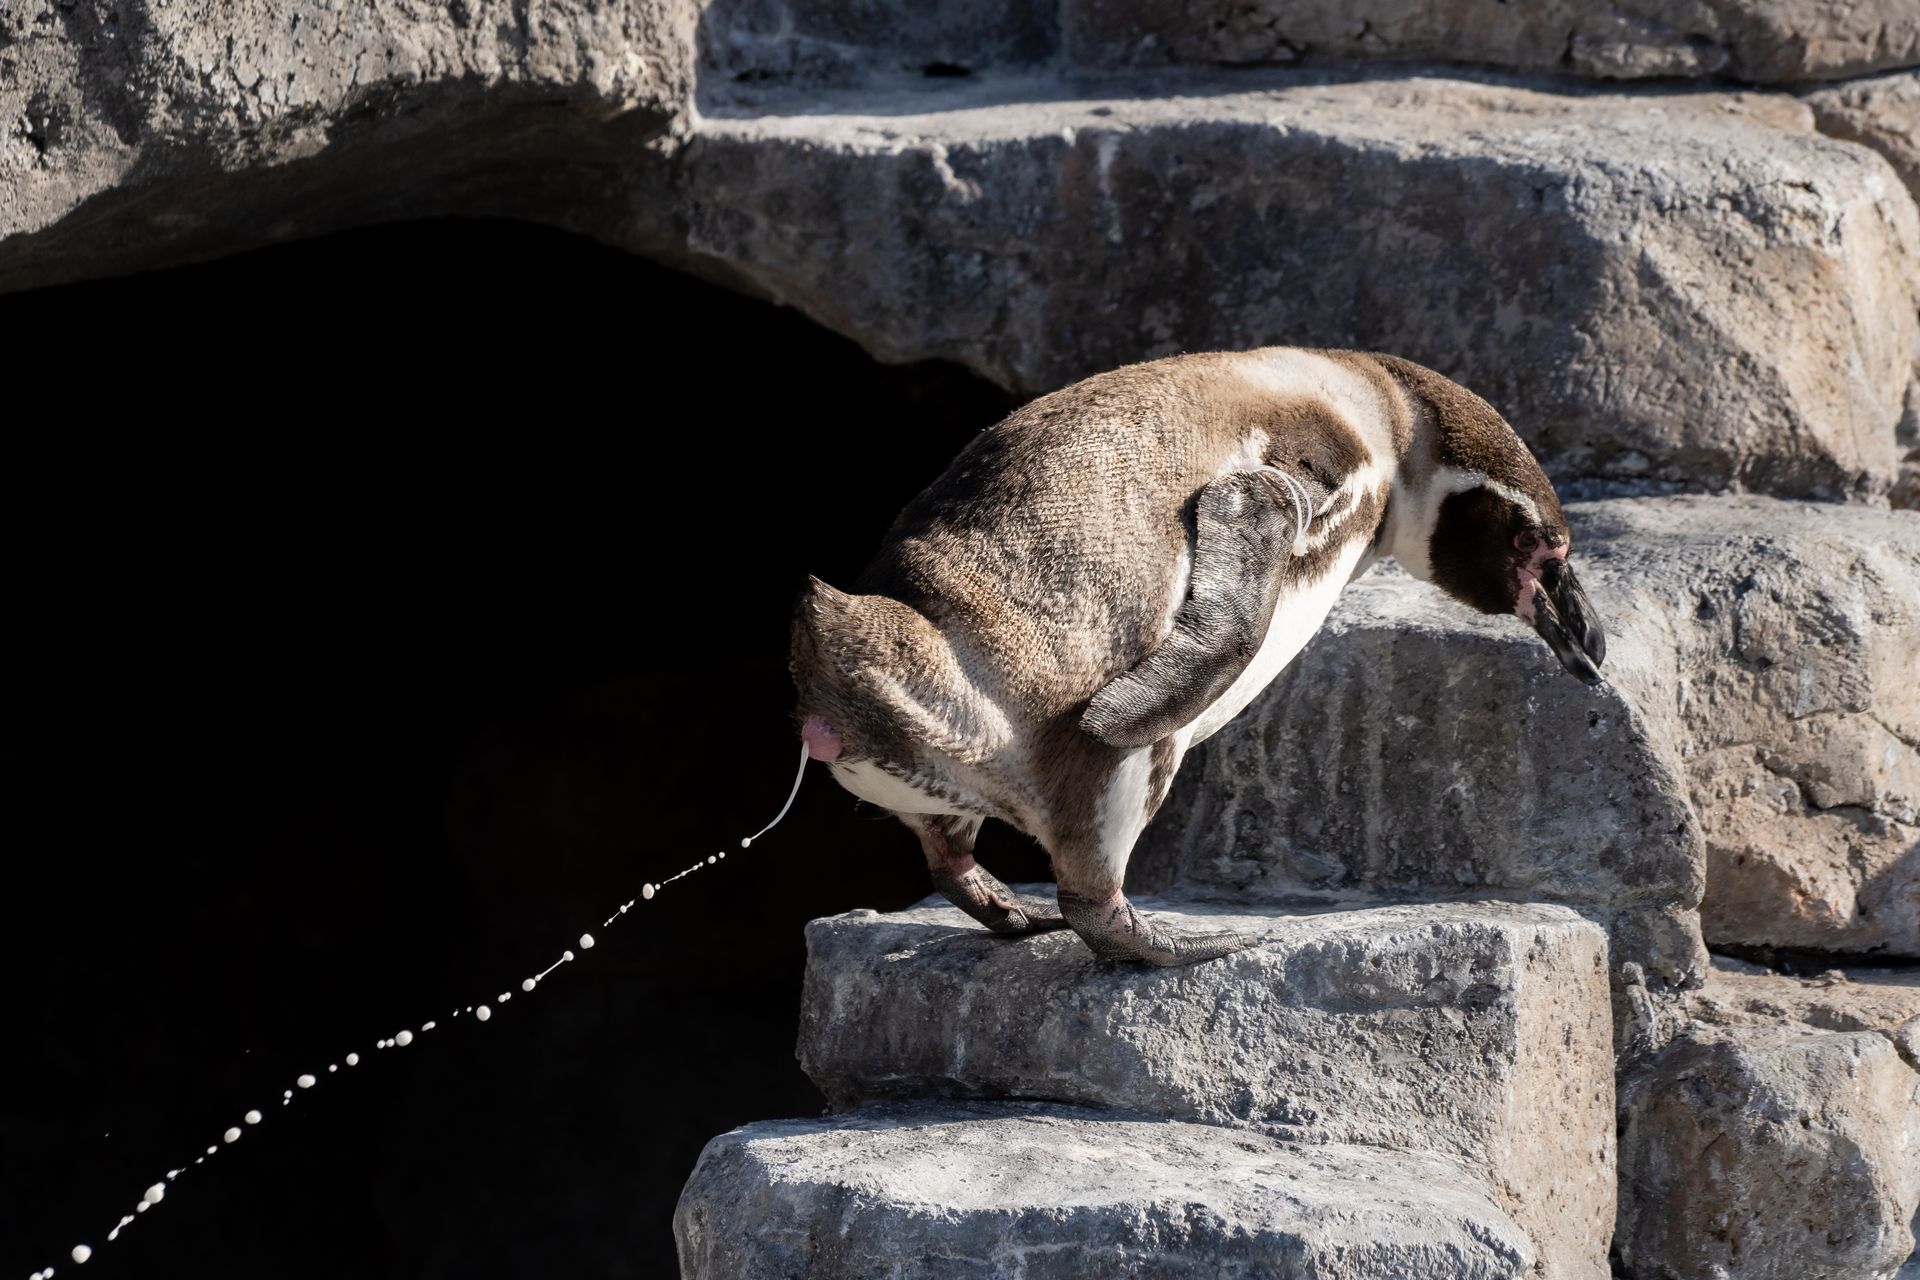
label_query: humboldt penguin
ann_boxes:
[790,347,1605,966]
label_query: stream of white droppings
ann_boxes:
[32,742,812,1276]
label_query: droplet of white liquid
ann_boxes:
[206,1146,216,1156]
[283,1090,294,1099]
[562,951,574,963]
[498,992,511,1002]
[422,1021,436,1032]
[475,1005,491,1022]
[579,933,594,949]
[245,1110,262,1125]
[328,1064,337,1072]
[521,978,536,992]
[144,1182,165,1204]
[395,1030,414,1047]
[739,837,751,848]
[223,1127,241,1144]
[708,854,718,865]
[72,1245,92,1264]
[346,1053,360,1066]
[135,1202,148,1214]
[642,884,655,900]
[296,1074,316,1089]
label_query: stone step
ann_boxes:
[1060,1,1920,84]
[1617,958,1920,1280]
[798,895,1613,1279]
[675,1101,1537,1279]
[701,0,1920,85]
[685,71,1918,502]
[1136,495,1920,975]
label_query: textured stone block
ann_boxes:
[1062,0,1920,83]
[1805,70,1920,202]
[1139,496,1920,968]
[1616,960,1920,1280]
[676,1102,1535,1280]
[687,74,1919,500]
[799,896,1613,1279]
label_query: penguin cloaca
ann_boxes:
[790,347,1605,967]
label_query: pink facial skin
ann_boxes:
[802,715,844,762]
[1513,536,1569,622]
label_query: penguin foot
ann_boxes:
[931,864,1070,937]
[1058,890,1261,967]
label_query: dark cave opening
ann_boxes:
[1,219,1050,1279]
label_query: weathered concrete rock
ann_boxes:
[687,73,1919,500]
[1616,959,1920,1280]
[9,12,1920,506]
[1063,0,1920,83]
[676,1101,1536,1279]
[0,0,697,292]
[1138,495,1920,969]
[697,0,1057,85]
[1580,498,1920,960]
[800,895,1613,1279]
[1804,70,1920,203]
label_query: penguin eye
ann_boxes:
[1514,530,1543,555]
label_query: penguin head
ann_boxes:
[1421,450,1607,687]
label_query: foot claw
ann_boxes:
[1059,891,1261,967]
[932,866,1069,936]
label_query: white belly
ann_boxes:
[828,759,972,816]
[1184,539,1369,745]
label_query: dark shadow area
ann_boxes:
[0,218,1048,1280]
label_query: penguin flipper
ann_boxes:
[1080,471,1294,750]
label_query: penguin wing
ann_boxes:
[1080,471,1296,749]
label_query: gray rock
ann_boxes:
[1616,962,1920,1280]
[1805,70,1920,203]
[1063,0,1920,83]
[798,895,1613,1279]
[8,13,1919,504]
[675,1101,1537,1279]
[1690,956,1920,1038]
[686,73,1919,500]
[1581,498,1920,960]
[1137,495,1920,969]
[698,0,1057,84]
[0,0,699,292]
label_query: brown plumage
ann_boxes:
[792,346,1604,966]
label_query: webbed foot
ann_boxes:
[1058,890,1260,966]
[931,864,1070,937]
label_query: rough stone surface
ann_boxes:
[799,895,1613,1280]
[1616,959,1920,1280]
[697,0,1057,84]
[675,1102,1536,1279]
[1804,70,1920,202]
[1138,495,1920,968]
[9,14,1919,504]
[1581,499,1920,961]
[1690,955,1920,1039]
[687,73,1919,501]
[0,0,698,291]
[1062,0,1920,83]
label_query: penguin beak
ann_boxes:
[1529,558,1606,685]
